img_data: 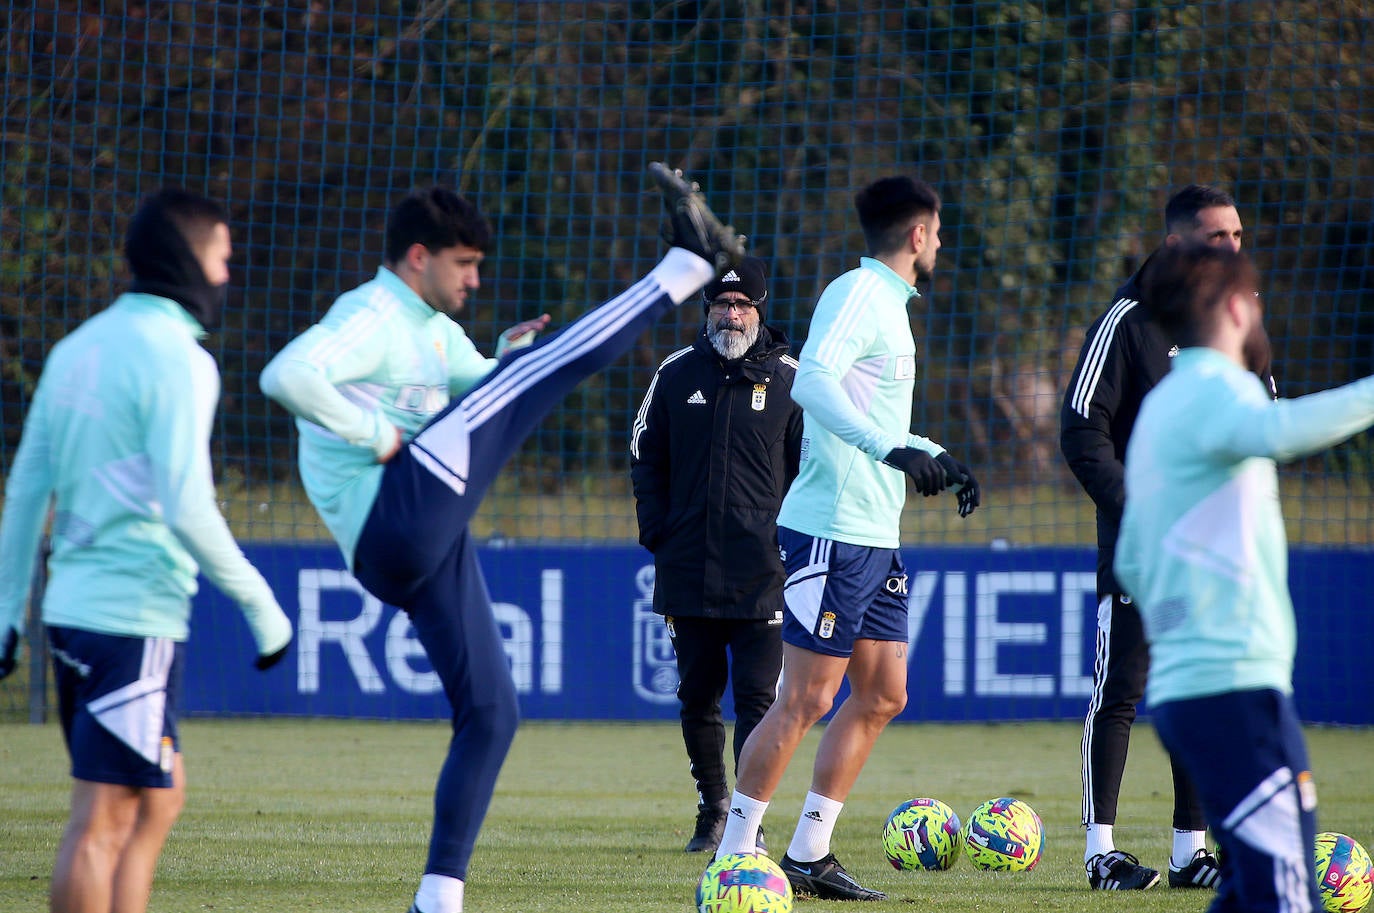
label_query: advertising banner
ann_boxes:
[184,544,1373,725]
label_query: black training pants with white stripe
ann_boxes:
[352,270,681,881]
[1081,592,1208,832]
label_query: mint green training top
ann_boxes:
[0,294,287,648]
[776,257,945,549]
[259,267,495,567]
[1116,347,1374,705]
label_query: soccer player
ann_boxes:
[0,188,293,913]
[712,175,980,901]
[1116,242,1374,913]
[259,166,743,913]
[1060,184,1254,890]
[630,256,802,854]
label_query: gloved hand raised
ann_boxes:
[882,447,948,497]
[936,452,981,518]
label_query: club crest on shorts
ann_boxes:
[818,611,837,639]
[751,383,768,411]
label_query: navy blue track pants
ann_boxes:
[353,275,676,878]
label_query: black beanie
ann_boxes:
[703,256,768,319]
[125,188,229,331]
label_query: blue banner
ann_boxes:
[185,544,1374,725]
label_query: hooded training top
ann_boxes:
[259,267,495,566]
[1115,347,1374,705]
[776,257,945,549]
[0,294,283,641]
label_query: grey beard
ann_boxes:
[707,320,759,360]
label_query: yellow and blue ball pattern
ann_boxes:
[1316,832,1373,913]
[960,797,1044,872]
[882,797,962,871]
[697,852,794,913]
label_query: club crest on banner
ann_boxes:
[632,565,679,703]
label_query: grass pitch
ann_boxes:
[1,719,1371,912]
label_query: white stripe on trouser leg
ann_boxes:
[410,279,663,493]
[1081,595,1113,825]
[410,406,472,496]
[1223,767,1312,913]
[86,638,174,765]
[461,279,664,429]
[782,541,831,634]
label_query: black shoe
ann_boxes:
[780,852,886,901]
[1087,850,1161,890]
[685,801,729,853]
[646,162,746,274]
[755,825,767,854]
[1169,848,1221,888]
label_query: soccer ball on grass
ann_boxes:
[697,852,794,913]
[960,797,1044,872]
[1315,832,1373,913]
[882,797,962,871]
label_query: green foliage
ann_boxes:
[3,0,1373,505]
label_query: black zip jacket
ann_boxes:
[1061,255,1276,597]
[1060,263,1170,597]
[629,324,804,619]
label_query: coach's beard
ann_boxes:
[708,318,759,361]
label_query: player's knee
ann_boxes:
[779,687,834,727]
[455,692,520,749]
[854,683,906,722]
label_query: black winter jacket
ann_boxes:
[1060,256,1276,597]
[629,324,803,619]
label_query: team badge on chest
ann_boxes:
[751,383,768,411]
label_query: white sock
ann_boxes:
[786,791,844,863]
[649,248,716,305]
[715,791,769,860]
[414,873,464,913]
[1084,822,1115,863]
[1170,829,1207,869]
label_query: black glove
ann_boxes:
[936,452,981,518]
[254,641,290,672]
[883,447,948,497]
[0,626,19,681]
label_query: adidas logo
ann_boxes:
[687,390,707,405]
[720,269,741,283]
[730,807,745,818]
[803,810,824,822]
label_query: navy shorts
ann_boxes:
[1153,688,1321,913]
[777,527,908,657]
[49,626,184,788]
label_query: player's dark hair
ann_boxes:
[1164,184,1236,235]
[1139,243,1260,348]
[854,176,941,256]
[385,187,492,265]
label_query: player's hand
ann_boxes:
[936,452,981,518]
[503,313,551,342]
[254,641,290,671]
[882,447,948,497]
[0,626,19,680]
[377,424,403,464]
[244,602,292,671]
[497,314,552,355]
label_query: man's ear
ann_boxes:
[910,220,927,254]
